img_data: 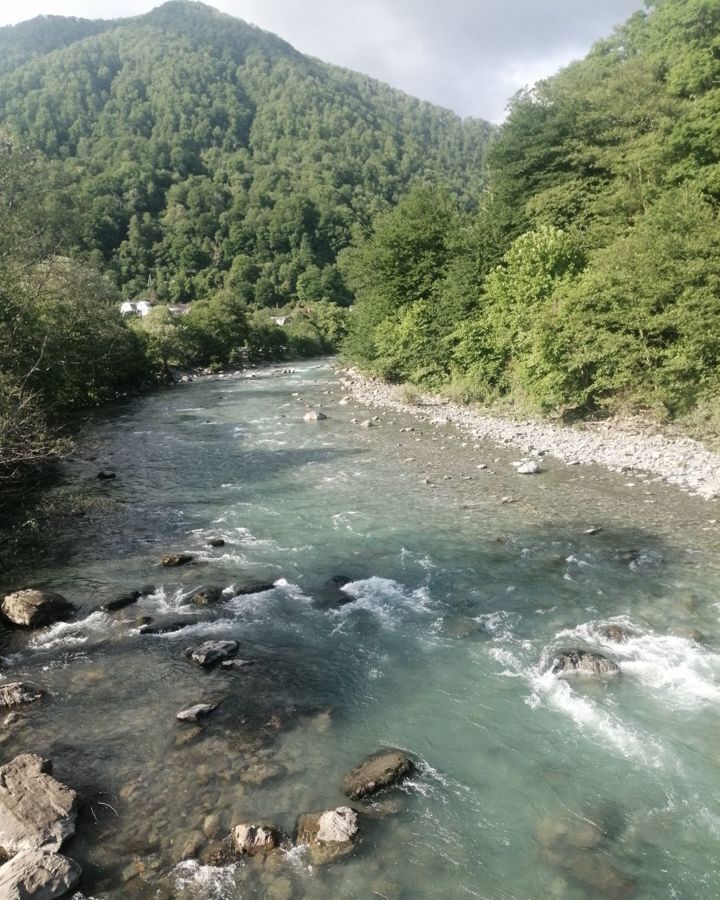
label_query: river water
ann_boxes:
[3,360,720,899]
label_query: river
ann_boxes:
[3,359,720,899]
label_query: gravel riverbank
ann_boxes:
[341,369,720,500]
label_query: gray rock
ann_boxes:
[342,749,415,800]
[233,582,275,597]
[186,640,239,667]
[0,683,43,708]
[0,849,81,899]
[303,410,328,421]
[598,624,634,643]
[139,619,189,635]
[550,650,620,677]
[1,591,74,628]
[160,554,194,567]
[0,754,79,854]
[179,586,223,606]
[517,461,541,475]
[359,419,374,428]
[231,824,279,855]
[295,807,358,864]
[176,703,219,722]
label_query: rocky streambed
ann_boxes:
[2,360,720,898]
[341,368,720,499]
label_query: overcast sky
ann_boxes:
[0,0,646,121]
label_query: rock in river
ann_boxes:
[0,849,81,899]
[0,683,43,708]
[179,585,223,606]
[160,553,194,567]
[186,640,239,667]
[550,650,620,677]
[231,824,279,855]
[516,460,541,475]
[1,590,74,628]
[342,749,415,800]
[0,754,79,854]
[599,623,634,643]
[139,619,189,635]
[304,410,328,421]
[295,807,358,865]
[176,703,219,723]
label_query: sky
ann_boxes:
[0,0,647,122]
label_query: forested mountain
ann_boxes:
[344,0,720,432]
[0,1,492,305]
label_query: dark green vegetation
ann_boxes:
[344,0,720,433]
[0,1,492,483]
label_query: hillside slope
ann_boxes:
[0,0,493,304]
[343,0,720,431]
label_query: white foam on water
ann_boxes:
[527,668,665,768]
[27,611,114,652]
[172,860,239,898]
[557,619,720,708]
[335,576,435,630]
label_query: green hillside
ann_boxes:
[0,0,492,305]
[344,0,720,432]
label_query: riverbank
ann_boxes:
[341,368,720,500]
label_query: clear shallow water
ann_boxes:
[2,360,720,899]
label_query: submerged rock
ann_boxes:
[160,554,194,567]
[550,650,620,677]
[0,683,43,708]
[234,582,276,596]
[96,470,116,480]
[176,703,219,723]
[208,538,226,548]
[103,591,142,612]
[304,410,328,421]
[0,754,79,854]
[295,807,358,864]
[536,814,635,898]
[1,590,74,628]
[342,749,415,800]
[180,585,223,606]
[598,624,634,643]
[186,640,239,667]
[231,824,279,855]
[0,849,81,899]
[139,619,189,635]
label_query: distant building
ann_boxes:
[120,299,152,317]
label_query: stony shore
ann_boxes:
[341,368,720,500]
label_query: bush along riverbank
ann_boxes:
[341,368,720,500]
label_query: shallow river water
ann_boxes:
[3,360,720,899]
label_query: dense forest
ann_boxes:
[0,0,492,482]
[343,0,720,436]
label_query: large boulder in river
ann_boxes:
[182,586,223,606]
[1,590,74,628]
[231,824,279,856]
[0,849,81,899]
[185,640,239,667]
[303,410,328,421]
[0,754,79,854]
[342,749,415,800]
[550,650,620,677]
[295,807,358,865]
[0,683,43,708]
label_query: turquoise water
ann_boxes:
[2,360,720,899]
